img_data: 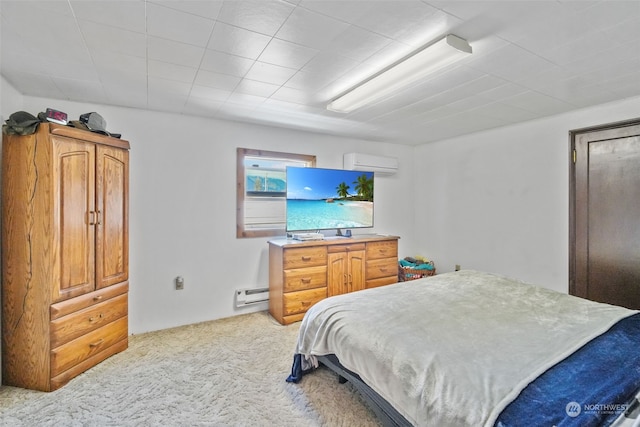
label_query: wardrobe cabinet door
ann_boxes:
[52,137,95,302]
[95,145,129,289]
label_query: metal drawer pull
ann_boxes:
[89,339,104,348]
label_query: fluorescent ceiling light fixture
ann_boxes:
[327,34,472,113]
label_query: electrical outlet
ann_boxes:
[455,264,461,271]
[175,276,184,290]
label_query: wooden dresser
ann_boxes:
[2,123,130,391]
[268,235,399,325]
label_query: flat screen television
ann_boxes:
[286,166,374,233]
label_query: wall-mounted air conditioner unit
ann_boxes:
[343,153,398,175]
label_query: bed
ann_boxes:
[286,270,640,427]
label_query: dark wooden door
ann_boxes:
[571,120,640,309]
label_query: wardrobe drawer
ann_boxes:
[50,293,128,348]
[283,288,327,316]
[284,266,327,292]
[366,257,398,280]
[366,240,398,260]
[51,316,128,378]
[283,247,327,270]
[50,281,128,320]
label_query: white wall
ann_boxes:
[4,92,417,334]
[414,95,640,293]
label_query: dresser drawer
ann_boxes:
[366,240,398,260]
[284,266,327,292]
[51,316,128,378]
[283,246,327,269]
[366,257,398,280]
[366,276,399,289]
[327,243,365,253]
[50,293,128,348]
[283,288,327,316]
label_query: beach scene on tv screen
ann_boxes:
[286,167,374,231]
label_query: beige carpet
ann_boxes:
[0,311,381,426]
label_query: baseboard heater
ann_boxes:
[235,287,269,307]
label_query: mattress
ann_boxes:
[287,270,640,426]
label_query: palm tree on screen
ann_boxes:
[336,182,350,198]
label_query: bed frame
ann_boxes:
[317,354,411,427]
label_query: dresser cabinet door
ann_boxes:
[95,145,129,289]
[52,137,95,302]
[327,252,348,297]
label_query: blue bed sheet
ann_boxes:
[496,312,640,427]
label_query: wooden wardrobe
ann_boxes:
[1,123,130,391]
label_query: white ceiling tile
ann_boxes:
[149,77,192,96]
[244,62,297,86]
[70,0,146,33]
[226,92,267,107]
[146,2,214,47]
[52,76,109,104]
[148,60,198,83]
[271,86,311,105]
[93,52,147,77]
[182,96,224,117]
[275,7,350,50]
[147,92,189,112]
[194,70,241,91]
[0,0,74,25]
[189,85,231,102]
[41,58,100,82]
[150,0,224,20]
[301,52,359,82]
[502,91,573,116]
[102,80,148,110]
[258,38,319,69]
[78,20,147,58]
[148,36,206,68]
[208,22,272,60]
[284,70,337,92]
[576,0,640,31]
[217,0,294,36]
[476,82,529,102]
[299,0,368,23]
[200,50,254,77]
[322,26,392,62]
[2,70,65,99]
[235,79,280,98]
[351,1,441,44]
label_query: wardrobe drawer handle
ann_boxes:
[89,339,104,348]
[301,278,311,284]
[93,295,103,302]
[301,256,311,261]
[89,313,104,322]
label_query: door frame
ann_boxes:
[568,117,640,297]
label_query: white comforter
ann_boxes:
[293,270,636,426]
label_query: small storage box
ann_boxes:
[398,261,436,281]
